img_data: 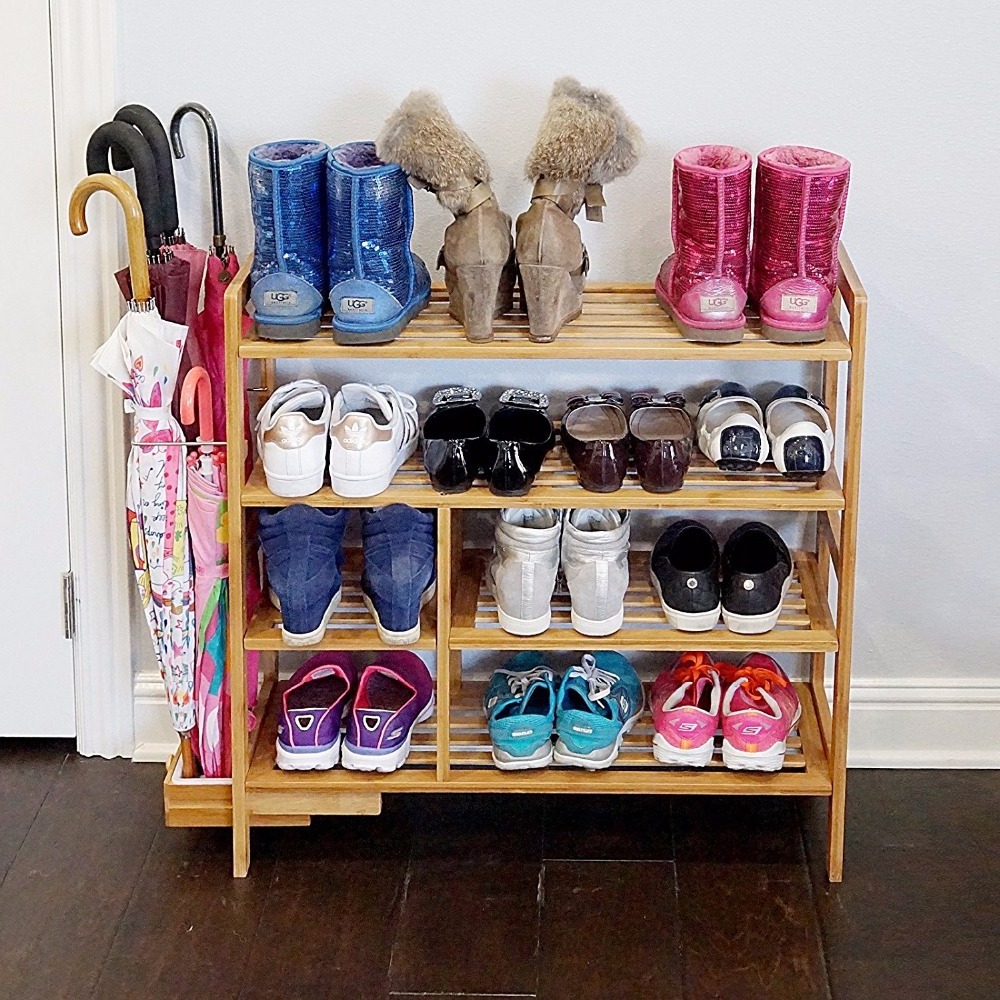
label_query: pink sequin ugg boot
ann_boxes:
[749,146,850,343]
[655,145,752,343]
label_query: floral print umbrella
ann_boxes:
[92,307,197,761]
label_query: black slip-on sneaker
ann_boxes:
[649,519,721,631]
[721,522,792,634]
[422,387,488,494]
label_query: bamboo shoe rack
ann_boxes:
[163,247,866,882]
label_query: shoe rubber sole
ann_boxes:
[496,606,552,636]
[721,703,802,771]
[491,741,554,771]
[276,588,343,647]
[362,581,436,645]
[649,568,721,631]
[652,732,716,767]
[275,738,341,771]
[761,320,827,344]
[721,573,792,634]
[570,605,624,637]
[553,708,643,771]
[341,696,435,773]
[255,312,323,341]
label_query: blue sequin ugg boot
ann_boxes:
[326,142,431,345]
[248,140,329,340]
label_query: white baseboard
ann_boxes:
[131,671,1000,767]
[837,677,1000,768]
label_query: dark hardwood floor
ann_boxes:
[0,742,996,1000]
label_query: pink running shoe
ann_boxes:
[720,653,801,771]
[650,651,725,767]
[655,145,752,343]
[749,145,851,344]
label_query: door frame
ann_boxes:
[51,0,135,757]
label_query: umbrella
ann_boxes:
[180,367,231,778]
[86,121,191,326]
[169,102,246,453]
[171,103,263,707]
[114,104,207,333]
[69,173,198,778]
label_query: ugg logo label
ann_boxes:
[780,293,818,313]
[699,294,736,313]
[263,289,298,306]
[341,296,375,314]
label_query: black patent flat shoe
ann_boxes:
[422,387,488,494]
[485,389,555,496]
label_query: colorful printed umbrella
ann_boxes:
[70,173,198,777]
[180,367,231,777]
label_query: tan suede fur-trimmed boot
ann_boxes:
[517,78,642,343]
[378,91,515,343]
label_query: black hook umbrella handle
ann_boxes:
[86,121,164,251]
[170,102,226,251]
[112,104,180,237]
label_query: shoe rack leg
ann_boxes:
[827,247,868,883]
[225,264,252,878]
[436,508,453,782]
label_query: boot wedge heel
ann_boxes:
[449,263,507,342]
[518,264,583,343]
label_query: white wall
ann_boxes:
[117,0,1000,762]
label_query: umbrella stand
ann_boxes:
[70,174,199,778]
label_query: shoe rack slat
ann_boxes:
[241,449,846,512]
[238,285,852,362]
[164,246,865,883]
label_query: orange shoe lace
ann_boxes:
[673,651,718,686]
[722,662,788,701]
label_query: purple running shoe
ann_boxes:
[342,651,434,772]
[276,652,355,770]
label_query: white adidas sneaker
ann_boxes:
[328,383,419,497]
[255,380,331,497]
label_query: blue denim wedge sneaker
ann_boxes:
[259,505,348,646]
[483,652,557,770]
[327,142,431,345]
[554,651,644,770]
[360,504,436,645]
[249,140,329,340]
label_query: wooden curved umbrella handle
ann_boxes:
[69,174,151,304]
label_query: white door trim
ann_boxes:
[51,0,135,757]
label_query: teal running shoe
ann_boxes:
[554,651,644,770]
[483,652,556,770]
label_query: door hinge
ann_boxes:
[62,571,77,640]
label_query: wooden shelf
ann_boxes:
[239,285,851,362]
[450,549,837,653]
[243,678,830,811]
[241,450,845,512]
[244,550,436,652]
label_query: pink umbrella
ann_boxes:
[171,105,262,718]
[180,368,231,777]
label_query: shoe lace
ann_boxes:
[722,663,788,702]
[566,653,620,702]
[673,651,718,687]
[497,665,553,699]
